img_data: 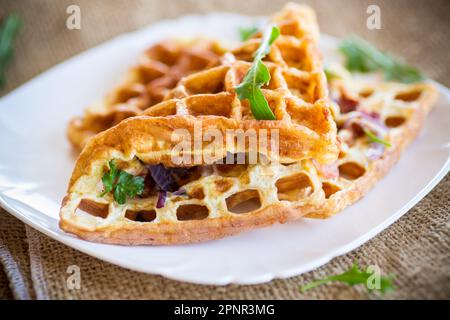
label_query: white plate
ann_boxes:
[0,13,449,285]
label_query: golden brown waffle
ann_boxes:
[67,38,227,150]
[60,3,341,244]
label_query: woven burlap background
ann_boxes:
[0,0,449,300]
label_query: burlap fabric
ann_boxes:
[0,0,449,300]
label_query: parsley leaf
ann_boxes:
[100,160,118,196]
[235,25,280,120]
[364,129,391,147]
[100,160,144,205]
[339,37,424,84]
[0,14,22,88]
[238,26,259,41]
[301,263,395,294]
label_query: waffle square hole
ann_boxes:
[385,115,406,128]
[359,88,374,98]
[145,100,178,116]
[188,187,205,200]
[183,67,227,95]
[338,162,366,180]
[276,172,314,201]
[145,44,178,66]
[184,54,216,71]
[76,200,109,219]
[278,23,306,38]
[286,99,325,131]
[394,89,422,102]
[214,179,234,193]
[322,182,342,199]
[226,190,262,214]
[176,204,209,221]
[134,65,166,83]
[279,42,310,71]
[232,42,260,62]
[215,162,248,177]
[185,94,233,117]
[110,85,145,104]
[283,71,312,102]
[125,210,157,222]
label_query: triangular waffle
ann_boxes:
[60,3,340,244]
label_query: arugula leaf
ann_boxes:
[235,25,280,120]
[324,67,340,82]
[364,129,391,147]
[0,14,22,88]
[238,26,259,41]
[100,160,144,205]
[301,263,395,294]
[339,37,424,84]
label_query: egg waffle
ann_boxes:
[60,3,340,244]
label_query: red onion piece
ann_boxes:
[156,191,167,209]
[343,111,388,137]
[148,164,179,192]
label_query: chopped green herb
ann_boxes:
[100,160,144,205]
[364,129,391,147]
[0,14,22,88]
[301,263,395,294]
[339,37,424,84]
[238,26,259,41]
[324,67,340,82]
[235,25,280,120]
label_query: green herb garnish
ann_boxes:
[0,14,22,88]
[364,129,391,147]
[235,25,280,120]
[324,67,340,82]
[238,26,259,41]
[100,160,144,205]
[301,263,395,294]
[339,37,424,84]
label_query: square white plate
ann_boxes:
[0,13,449,285]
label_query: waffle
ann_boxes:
[61,4,438,246]
[67,38,227,150]
[59,70,437,245]
[67,3,339,164]
[307,76,438,218]
[60,3,340,244]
